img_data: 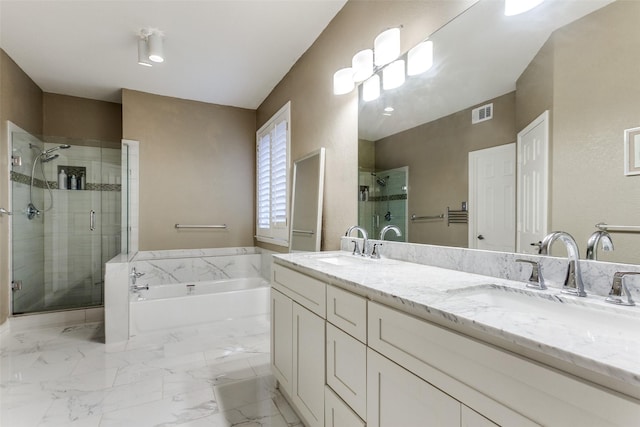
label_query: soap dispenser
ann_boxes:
[58,169,67,190]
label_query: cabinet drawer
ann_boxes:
[326,285,367,343]
[326,324,367,419]
[325,386,365,427]
[272,264,326,318]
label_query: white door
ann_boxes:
[468,143,516,252]
[517,111,549,254]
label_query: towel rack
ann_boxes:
[175,224,227,229]
[595,223,640,233]
[292,229,315,235]
[447,206,468,226]
[411,214,444,221]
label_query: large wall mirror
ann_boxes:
[358,0,640,264]
[290,148,326,252]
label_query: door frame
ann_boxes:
[516,110,549,253]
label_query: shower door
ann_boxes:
[10,127,121,314]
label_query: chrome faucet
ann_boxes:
[540,231,586,297]
[585,230,614,260]
[345,226,368,256]
[130,267,145,285]
[379,224,402,240]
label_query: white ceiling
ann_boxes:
[359,0,614,141]
[0,0,347,109]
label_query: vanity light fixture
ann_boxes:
[333,67,355,95]
[382,59,405,90]
[374,27,401,67]
[504,0,545,16]
[362,74,380,102]
[352,49,374,82]
[407,40,433,76]
[137,28,165,66]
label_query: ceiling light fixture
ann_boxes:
[504,0,545,16]
[137,28,165,66]
[137,37,152,67]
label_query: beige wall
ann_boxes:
[257,0,477,250]
[550,0,640,263]
[375,92,516,247]
[0,49,44,326]
[515,1,640,263]
[43,93,122,145]
[122,89,256,250]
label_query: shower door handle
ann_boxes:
[90,210,96,231]
[0,208,12,216]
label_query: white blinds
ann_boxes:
[255,102,290,244]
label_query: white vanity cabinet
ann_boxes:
[271,264,327,427]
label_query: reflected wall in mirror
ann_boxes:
[358,0,640,264]
[290,148,325,252]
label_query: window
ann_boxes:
[256,101,291,245]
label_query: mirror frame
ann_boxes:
[289,148,326,252]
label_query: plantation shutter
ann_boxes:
[271,120,288,227]
[255,102,290,245]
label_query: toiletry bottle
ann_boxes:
[58,169,67,190]
[80,173,85,190]
[70,174,77,190]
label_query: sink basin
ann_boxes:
[449,285,640,336]
[315,254,375,266]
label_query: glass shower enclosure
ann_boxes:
[9,125,121,314]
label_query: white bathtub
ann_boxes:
[129,277,270,336]
[124,248,273,337]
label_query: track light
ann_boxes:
[137,28,164,67]
[147,32,164,63]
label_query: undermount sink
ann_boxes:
[315,254,375,266]
[449,285,640,335]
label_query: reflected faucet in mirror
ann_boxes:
[540,231,586,297]
[380,224,402,241]
[586,230,614,261]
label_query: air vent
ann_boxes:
[472,103,493,124]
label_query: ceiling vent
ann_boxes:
[472,103,493,124]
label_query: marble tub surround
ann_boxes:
[274,250,640,400]
[340,236,640,299]
[0,315,302,427]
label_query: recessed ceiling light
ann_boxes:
[384,107,394,112]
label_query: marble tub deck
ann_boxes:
[0,315,301,427]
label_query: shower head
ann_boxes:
[371,172,387,187]
[44,144,71,155]
[41,153,59,162]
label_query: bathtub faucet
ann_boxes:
[130,267,145,285]
[131,284,149,291]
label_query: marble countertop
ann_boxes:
[273,251,640,396]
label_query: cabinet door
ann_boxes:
[325,386,366,427]
[293,302,325,427]
[367,349,460,427]
[271,288,293,395]
[326,323,367,419]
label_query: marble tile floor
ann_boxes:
[0,314,302,427]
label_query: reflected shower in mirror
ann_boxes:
[290,148,326,252]
[358,0,640,264]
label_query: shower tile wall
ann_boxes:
[10,133,45,313]
[358,168,407,241]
